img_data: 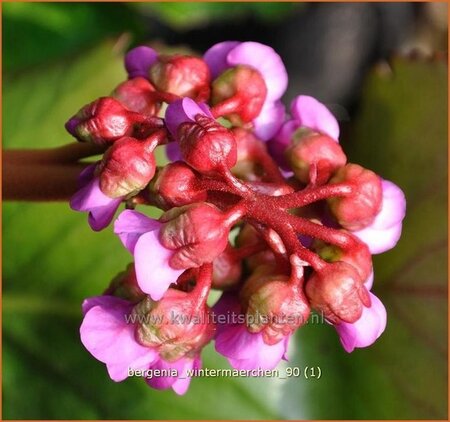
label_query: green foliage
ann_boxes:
[3,24,447,422]
[133,2,298,30]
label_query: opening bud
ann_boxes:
[305,261,371,324]
[112,77,160,116]
[133,289,215,361]
[149,162,207,209]
[240,266,310,345]
[159,203,232,269]
[327,164,383,230]
[286,131,347,184]
[98,136,156,198]
[65,97,148,145]
[149,55,211,102]
[178,115,237,175]
[211,65,267,124]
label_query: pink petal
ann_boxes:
[172,356,201,395]
[291,96,340,140]
[268,119,297,168]
[371,180,406,230]
[133,230,183,300]
[165,98,213,139]
[226,333,287,370]
[252,100,286,141]
[215,324,259,360]
[125,46,158,79]
[165,142,182,162]
[364,270,374,291]
[335,292,387,353]
[80,298,157,381]
[203,41,241,79]
[114,210,161,254]
[353,223,403,255]
[82,295,125,316]
[227,42,288,102]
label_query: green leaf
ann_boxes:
[133,2,298,30]
[2,41,283,420]
[282,58,448,419]
[3,2,143,74]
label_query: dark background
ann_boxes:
[3,2,448,420]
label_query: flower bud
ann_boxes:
[212,246,242,290]
[98,137,156,198]
[313,238,373,282]
[328,164,383,230]
[178,115,237,175]
[305,262,371,324]
[111,77,160,116]
[149,162,207,209]
[104,263,145,303]
[159,203,231,269]
[65,97,144,145]
[211,65,267,124]
[236,224,276,270]
[134,290,215,361]
[240,267,310,345]
[149,55,211,101]
[286,132,347,184]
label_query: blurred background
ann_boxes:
[2,2,448,420]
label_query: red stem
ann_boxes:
[270,182,353,209]
[211,96,242,119]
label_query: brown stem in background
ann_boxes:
[2,144,101,201]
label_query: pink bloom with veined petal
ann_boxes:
[269,95,340,168]
[114,210,183,300]
[204,41,287,140]
[334,292,387,353]
[124,46,158,80]
[80,295,158,382]
[352,180,406,254]
[164,97,214,162]
[213,292,290,370]
[146,354,202,395]
[70,164,122,231]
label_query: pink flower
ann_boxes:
[269,95,339,168]
[80,295,157,382]
[124,46,158,79]
[204,41,287,140]
[113,210,183,300]
[334,292,387,353]
[352,180,406,254]
[70,164,122,231]
[213,293,289,370]
[146,355,202,395]
[80,295,202,395]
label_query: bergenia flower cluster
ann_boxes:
[67,41,406,394]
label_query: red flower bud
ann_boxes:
[211,65,267,124]
[178,115,237,175]
[286,132,347,184]
[313,237,373,282]
[159,203,231,269]
[305,261,371,324]
[328,164,383,230]
[149,162,207,209]
[149,55,211,102]
[240,266,310,345]
[98,137,156,198]
[236,224,276,270]
[134,289,215,361]
[212,245,242,290]
[65,97,144,145]
[111,77,160,116]
[104,263,145,303]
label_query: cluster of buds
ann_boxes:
[70,41,406,394]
